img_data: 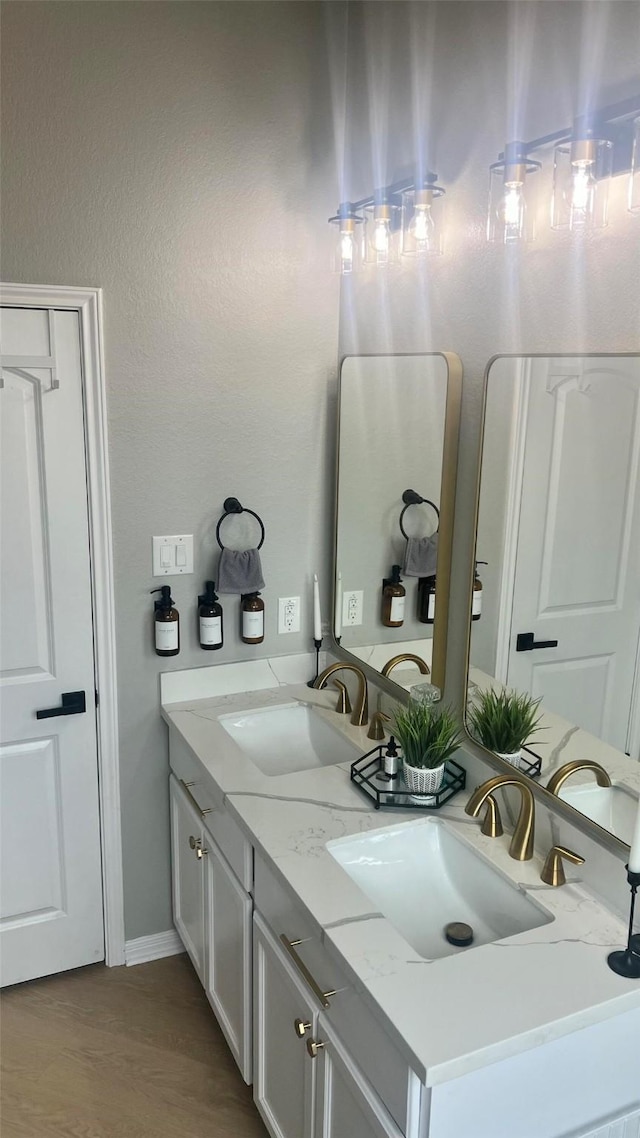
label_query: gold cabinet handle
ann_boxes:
[180,779,213,818]
[188,835,200,850]
[279,935,337,1009]
[306,1038,326,1059]
[294,1018,312,1038]
[188,835,208,859]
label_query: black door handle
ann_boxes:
[36,690,87,719]
[516,633,559,653]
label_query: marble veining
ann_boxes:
[161,659,640,1089]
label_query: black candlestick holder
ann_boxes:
[607,866,640,979]
[307,638,322,687]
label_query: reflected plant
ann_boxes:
[467,688,543,754]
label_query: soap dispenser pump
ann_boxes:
[381,565,406,627]
[198,580,223,650]
[151,585,180,657]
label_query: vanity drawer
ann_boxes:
[254,852,414,1134]
[169,731,252,891]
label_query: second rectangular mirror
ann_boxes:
[467,354,640,849]
[333,353,461,697]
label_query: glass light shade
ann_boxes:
[330,216,362,275]
[629,117,640,214]
[487,161,535,244]
[401,187,444,257]
[363,203,399,266]
[551,137,613,230]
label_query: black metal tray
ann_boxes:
[350,746,466,811]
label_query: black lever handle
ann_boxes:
[516,633,559,653]
[36,690,86,719]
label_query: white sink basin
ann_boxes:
[559,783,638,844]
[327,818,552,960]
[218,702,360,777]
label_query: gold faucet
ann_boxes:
[546,760,612,796]
[540,845,584,887]
[313,663,369,727]
[381,653,430,678]
[465,774,535,860]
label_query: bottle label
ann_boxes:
[243,610,264,639]
[200,615,222,646]
[156,621,178,651]
[428,592,436,621]
[390,595,405,623]
[472,589,482,618]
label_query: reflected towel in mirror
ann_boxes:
[403,534,438,577]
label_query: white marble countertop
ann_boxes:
[161,659,640,1088]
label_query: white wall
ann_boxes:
[0,1,344,939]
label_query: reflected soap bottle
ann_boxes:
[418,575,436,624]
[381,565,406,627]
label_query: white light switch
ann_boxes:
[152,535,194,576]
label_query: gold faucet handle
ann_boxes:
[541,845,585,887]
[480,794,503,838]
[367,711,391,741]
[331,679,352,715]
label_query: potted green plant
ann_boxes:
[466,687,543,769]
[392,702,463,796]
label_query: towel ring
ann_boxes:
[399,488,440,541]
[216,496,265,550]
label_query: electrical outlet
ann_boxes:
[342,590,363,626]
[278,596,301,634]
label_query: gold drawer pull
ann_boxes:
[180,779,213,818]
[306,1038,326,1059]
[280,934,337,1009]
[294,1018,312,1038]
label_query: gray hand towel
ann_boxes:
[403,534,438,577]
[217,548,265,593]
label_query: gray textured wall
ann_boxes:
[2,1,639,941]
[1,1,344,940]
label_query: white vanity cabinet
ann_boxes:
[253,914,405,1138]
[169,771,252,1083]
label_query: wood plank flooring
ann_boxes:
[1,953,267,1137]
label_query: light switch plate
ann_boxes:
[152,535,194,576]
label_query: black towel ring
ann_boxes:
[216,497,265,550]
[399,488,440,541]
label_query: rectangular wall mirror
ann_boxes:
[333,353,461,697]
[467,354,640,849]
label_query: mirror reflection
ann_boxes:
[335,354,459,695]
[467,354,640,845]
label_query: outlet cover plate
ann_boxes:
[343,590,363,626]
[278,596,301,634]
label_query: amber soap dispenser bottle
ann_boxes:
[241,591,265,644]
[198,580,223,650]
[151,585,180,656]
[381,565,406,627]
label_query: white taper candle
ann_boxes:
[313,574,322,642]
[629,796,640,874]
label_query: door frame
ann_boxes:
[1,282,125,966]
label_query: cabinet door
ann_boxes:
[170,775,206,982]
[204,835,252,1084]
[314,1014,405,1138]
[253,913,316,1138]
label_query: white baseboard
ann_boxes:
[124,928,185,967]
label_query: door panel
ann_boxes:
[205,836,252,1082]
[315,1014,404,1138]
[507,357,640,752]
[0,307,104,985]
[170,776,206,981]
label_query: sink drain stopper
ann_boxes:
[445,921,474,947]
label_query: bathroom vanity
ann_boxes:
[161,658,640,1138]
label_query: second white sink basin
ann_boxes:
[218,702,360,777]
[559,783,638,844]
[327,818,552,960]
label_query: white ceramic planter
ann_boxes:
[497,750,523,770]
[402,760,446,795]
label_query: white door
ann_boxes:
[507,356,640,753]
[314,1014,404,1138]
[170,775,206,982]
[0,306,104,986]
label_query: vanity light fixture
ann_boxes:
[487,141,541,244]
[487,94,640,241]
[328,169,446,274]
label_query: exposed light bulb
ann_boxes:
[371,217,391,255]
[569,162,597,228]
[409,203,436,254]
[338,227,357,274]
[501,181,525,243]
